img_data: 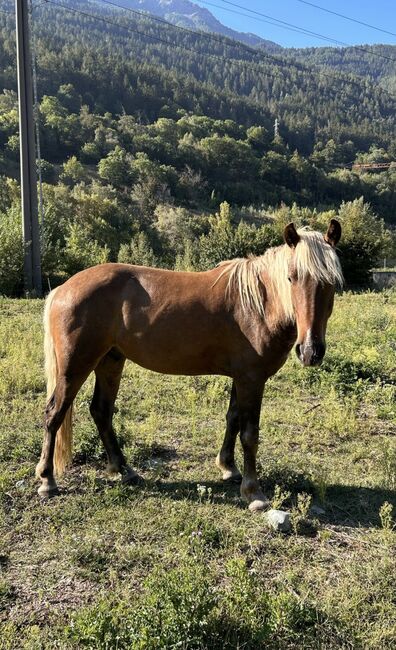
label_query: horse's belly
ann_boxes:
[118,323,231,376]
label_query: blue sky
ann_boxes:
[195,0,396,48]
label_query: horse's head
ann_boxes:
[284,220,342,367]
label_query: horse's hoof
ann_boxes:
[248,498,270,512]
[122,469,144,486]
[38,483,59,499]
[222,469,242,484]
[106,463,123,477]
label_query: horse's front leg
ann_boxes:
[216,382,242,482]
[236,378,269,512]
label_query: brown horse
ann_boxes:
[36,220,342,510]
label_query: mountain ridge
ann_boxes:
[119,0,282,50]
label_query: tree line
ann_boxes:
[0,5,395,296]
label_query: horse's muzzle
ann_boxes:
[296,341,326,367]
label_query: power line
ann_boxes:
[43,0,396,106]
[6,0,396,66]
[92,0,326,69]
[202,0,396,62]
[201,0,347,43]
[208,0,396,63]
[293,0,396,39]
[43,0,286,86]
[90,0,366,90]
[40,0,357,95]
[95,0,258,53]
[99,0,361,59]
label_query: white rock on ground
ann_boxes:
[266,509,291,532]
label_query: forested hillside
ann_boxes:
[116,0,281,49]
[292,45,396,95]
[0,2,395,295]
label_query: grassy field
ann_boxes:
[0,291,395,649]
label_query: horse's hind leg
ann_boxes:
[216,382,242,483]
[36,373,85,497]
[90,349,141,484]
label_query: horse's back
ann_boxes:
[51,263,221,317]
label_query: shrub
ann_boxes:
[336,198,391,285]
[63,222,109,276]
[98,146,134,189]
[199,201,280,269]
[118,232,157,267]
[59,155,85,186]
[68,558,321,649]
[0,205,24,296]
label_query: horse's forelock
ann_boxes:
[293,228,344,287]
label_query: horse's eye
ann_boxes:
[288,276,292,283]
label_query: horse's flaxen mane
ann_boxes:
[216,228,344,322]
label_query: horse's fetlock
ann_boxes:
[241,478,258,493]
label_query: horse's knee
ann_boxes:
[240,426,259,451]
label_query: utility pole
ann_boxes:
[15,0,42,296]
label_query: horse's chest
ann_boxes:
[253,327,296,376]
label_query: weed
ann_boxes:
[291,493,317,536]
[379,439,396,490]
[379,501,394,531]
[196,483,213,503]
[311,469,329,504]
[271,484,291,510]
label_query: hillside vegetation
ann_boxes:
[0,3,396,296]
[116,0,281,49]
[0,291,395,647]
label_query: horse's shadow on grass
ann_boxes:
[150,478,245,508]
[148,477,396,528]
[70,446,396,529]
[322,484,396,528]
[147,456,396,528]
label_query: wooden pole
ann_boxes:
[15,0,42,296]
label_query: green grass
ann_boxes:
[0,291,395,649]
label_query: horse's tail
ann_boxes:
[42,288,73,476]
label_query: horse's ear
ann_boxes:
[284,223,300,248]
[325,219,342,247]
